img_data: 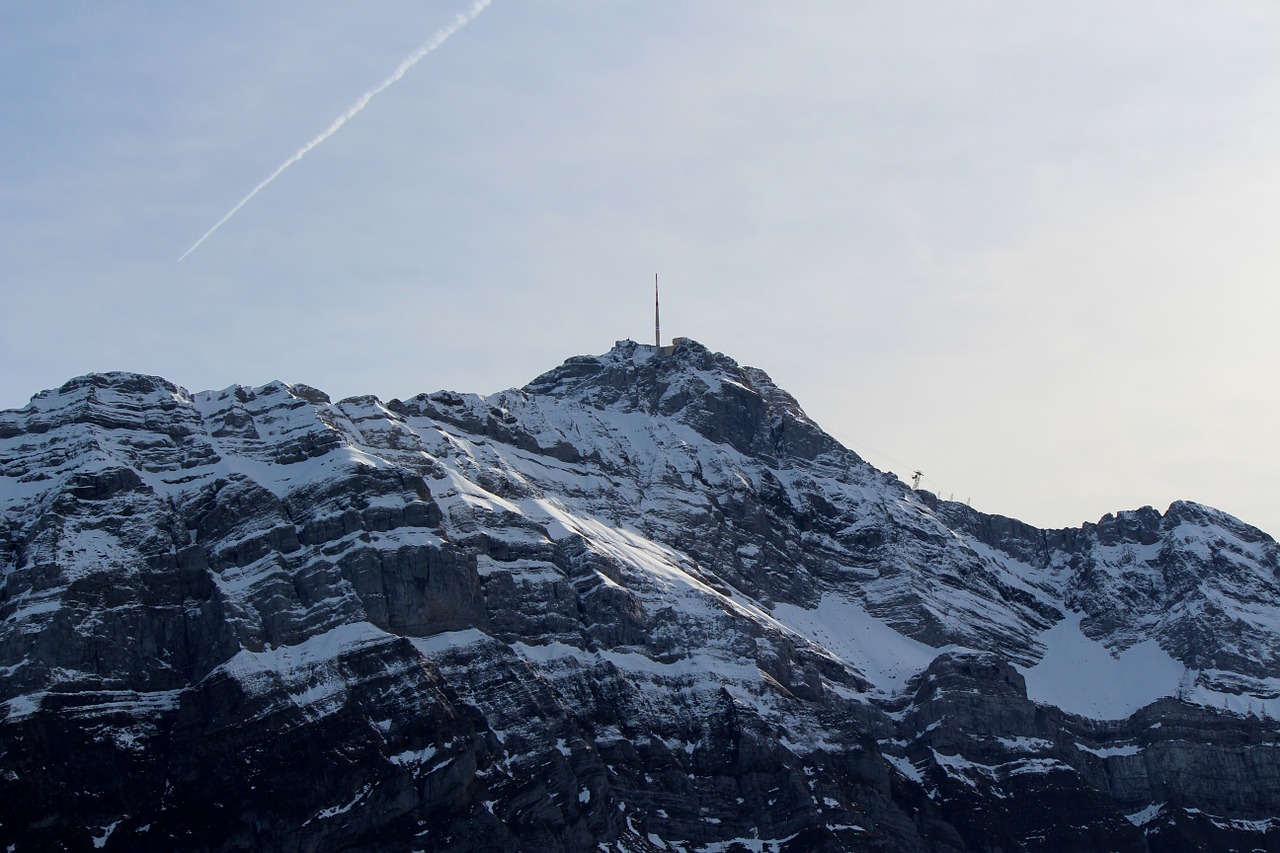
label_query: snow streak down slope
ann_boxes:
[2,338,1279,852]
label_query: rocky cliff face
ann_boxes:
[1,338,1278,852]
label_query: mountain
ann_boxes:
[2,337,1278,852]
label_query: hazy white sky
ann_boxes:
[2,2,1277,536]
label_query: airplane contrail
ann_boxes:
[179,0,493,262]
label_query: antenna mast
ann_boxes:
[654,273,661,348]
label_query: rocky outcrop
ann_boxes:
[2,342,1278,851]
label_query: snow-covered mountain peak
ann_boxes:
[523,337,749,413]
[522,337,840,463]
[2,371,193,433]
[4,348,1280,851]
[1160,498,1277,545]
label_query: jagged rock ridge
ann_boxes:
[1,338,1278,851]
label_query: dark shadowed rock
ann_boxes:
[3,344,1279,851]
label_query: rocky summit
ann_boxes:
[2,338,1279,852]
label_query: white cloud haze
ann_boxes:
[2,1,1277,536]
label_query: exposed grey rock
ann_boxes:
[2,343,1279,851]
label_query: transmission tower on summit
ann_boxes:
[655,273,661,348]
[651,275,684,356]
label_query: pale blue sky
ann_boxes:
[3,2,1278,536]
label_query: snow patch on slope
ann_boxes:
[1020,612,1184,719]
[215,621,397,716]
[770,593,947,696]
